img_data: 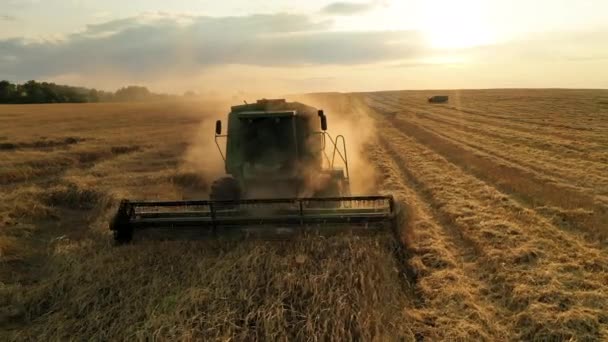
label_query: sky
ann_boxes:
[1,0,607,94]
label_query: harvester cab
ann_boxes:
[110,99,399,243]
[212,99,349,200]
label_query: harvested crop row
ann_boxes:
[439,97,608,131]
[372,111,608,341]
[365,93,608,204]
[375,110,608,243]
[406,110,607,173]
[369,93,607,158]
[367,94,608,194]
[405,103,607,161]
[438,102,600,132]
[408,103,608,160]
[367,144,509,340]
[399,113,608,196]
[368,92,608,145]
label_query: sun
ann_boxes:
[419,0,495,49]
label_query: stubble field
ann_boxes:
[1,89,607,341]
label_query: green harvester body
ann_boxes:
[110,99,399,242]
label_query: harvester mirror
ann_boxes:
[215,120,222,135]
[320,115,327,131]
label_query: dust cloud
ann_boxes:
[289,93,379,196]
[177,99,231,195]
[178,93,378,198]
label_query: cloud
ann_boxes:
[0,13,427,81]
[566,56,608,62]
[82,17,141,36]
[2,11,606,92]
[320,1,379,15]
[388,61,450,68]
[453,30,608,64]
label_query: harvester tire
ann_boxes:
[210,177,241,202]
[110,200,134,245]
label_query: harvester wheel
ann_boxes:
[110,200,134,244]
[210,177,241,203]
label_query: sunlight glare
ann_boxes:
[420,0,495,49]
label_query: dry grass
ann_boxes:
[1,91,607,340]
[0,100,416,341]
[8,235,413,341]
[366,90,608,243]
[360,89,608,340]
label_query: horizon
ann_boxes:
[3,79,608,99]
[5,79,608,99]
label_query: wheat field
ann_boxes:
[1,89,607,341]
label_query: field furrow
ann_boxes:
[417,105,608,157]
[370,111,608,341]
[408,106,608,162]
[368,92,608,147]
[369,94,608,160]
[378,113,607,244]
[367,144,509,340]
[403,115,608,196]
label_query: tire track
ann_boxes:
[405,115,608,196]
[367,144,509,341]
[408,108,607,161]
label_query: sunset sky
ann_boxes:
[1,0,607,94]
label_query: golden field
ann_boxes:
[1,89,607,341]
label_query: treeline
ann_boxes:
[0,80,177,104]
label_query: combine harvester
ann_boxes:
[110,99,400,242]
